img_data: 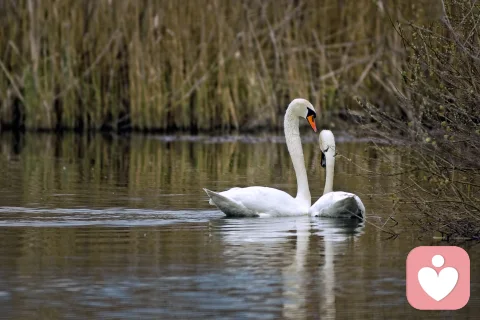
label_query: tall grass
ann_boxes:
[0,0,423,132]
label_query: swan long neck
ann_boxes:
[284,108,311,207]
[323,154,335,195]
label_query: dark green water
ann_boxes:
[0,132,478,319]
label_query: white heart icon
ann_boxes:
[418,266,458,301]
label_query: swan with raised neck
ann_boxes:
[203,98,318,217]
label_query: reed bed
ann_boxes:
[0,0,426,132]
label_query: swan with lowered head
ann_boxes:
[309,130,365,220]
[203,98,318,217]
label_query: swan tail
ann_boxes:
[353,195,366,218]
[203,188,216,205]
[203,188,258,218]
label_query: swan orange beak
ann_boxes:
[307,115,317,132]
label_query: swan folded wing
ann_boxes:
[203,188,258,217]
[221,186,302,215]
[309,192,365,219]
[207,186,304,217]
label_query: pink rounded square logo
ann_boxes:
[406,246,470,310]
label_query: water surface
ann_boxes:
[0,133,478,319]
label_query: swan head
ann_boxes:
[288,98,317,132]
[319,130,336,168]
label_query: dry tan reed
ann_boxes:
[0,0,426,132]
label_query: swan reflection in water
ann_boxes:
[215,215,365,319]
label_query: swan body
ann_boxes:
[204,186,308,217]
[309,130,366,220]
[204,98,318,217]
[309,191,365,219]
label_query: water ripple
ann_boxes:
[0,206,222,227]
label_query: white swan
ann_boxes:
[309,130,366,220]
[203,98,318,217]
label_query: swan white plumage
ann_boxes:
[203,98,318,217]
[309,130,366,220]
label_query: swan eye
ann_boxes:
[306,108,316,119]
[323,146,329,153]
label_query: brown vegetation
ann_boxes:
[1,0,424,132]
[355,0,480,240]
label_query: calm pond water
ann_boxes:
[0,132,478,319]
